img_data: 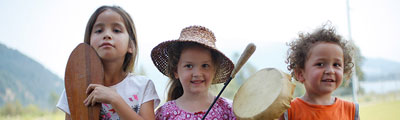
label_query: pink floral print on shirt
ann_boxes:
[155,97,236,120]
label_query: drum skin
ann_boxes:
[233,68,295,120]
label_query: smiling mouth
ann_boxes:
[321,79,335,82]
[190,80,205,84]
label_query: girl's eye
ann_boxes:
[114,29,121,33]
[184,64,193,69]
[94,29,102,33]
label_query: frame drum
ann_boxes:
[233,68,295,120]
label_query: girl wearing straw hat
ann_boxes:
[151,26,236,119]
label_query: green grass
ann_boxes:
[360,100,400,120]
[0,110,64,120]
[1,94,399,120]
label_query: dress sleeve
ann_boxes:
[56,89,70,114]
[155,105,164,120]
[142,79,160,109]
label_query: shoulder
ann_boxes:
[121,73,153,87]
[156,101,179,118]
[289,97,304,108]
[335,98,357,109]
[335,98,359,119]
[215,97,236,119]
[157,101,177,112]
[218,97,232,106]
[126,73,151,82]
[336,98,355,106]
[287,97,307,114]
[216,97,234,112]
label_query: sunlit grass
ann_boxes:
[1,92,399,120]
[0,110,64,120]
[360,100,400,120]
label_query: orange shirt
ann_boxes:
[287,97,357,120]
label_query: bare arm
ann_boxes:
[138,100,156,120]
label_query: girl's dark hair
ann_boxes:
[286,24,354,81]
[83,5,138,73]
[166,42,220,101]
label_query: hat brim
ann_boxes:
[151,39,234,84]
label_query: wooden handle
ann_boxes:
[231,43,256,78]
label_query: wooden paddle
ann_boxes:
[65,43,104,120]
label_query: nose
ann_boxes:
[192,67,203,79]
[103,30,112,40]
[324,66,334,74]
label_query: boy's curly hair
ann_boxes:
[286,24,354,81]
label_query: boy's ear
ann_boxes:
[295,69,305,83]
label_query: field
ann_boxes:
[0,111,64,120]
[1,93,399,120]
[358,92,400,120]
[360,100,400,120]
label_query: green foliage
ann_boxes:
[352,43,365,82]
[0,100,23,116]
[49,92,60,112]
[136,65,147,76]
[334,42,365,96]
[292,81,305,97]
[0,100,61,119]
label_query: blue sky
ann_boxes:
[1,0,399,99]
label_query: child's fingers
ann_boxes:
[86,84,101,94]
[91,95,97,106]
[84,92,93,106]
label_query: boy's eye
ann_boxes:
[202,64,210,68]
[184,64,193,69]
[315,63,323,66]
[333,63,342,67]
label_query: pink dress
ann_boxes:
[155,97,236,120]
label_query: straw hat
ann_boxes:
[151,25,234,84]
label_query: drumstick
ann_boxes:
[230,43,256,79]
[202,43,256,120]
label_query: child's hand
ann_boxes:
[84,84,119,106]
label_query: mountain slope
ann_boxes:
[0,43,63,110]
[362,58,400,81]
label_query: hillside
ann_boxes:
[0,43,63,110]
[362,58,400,81]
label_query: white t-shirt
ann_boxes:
[57,73,160,119]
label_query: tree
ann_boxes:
[334,43,365,96]
[48,91,60,112]
[0,100,23,116]
[136,65,147,76]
